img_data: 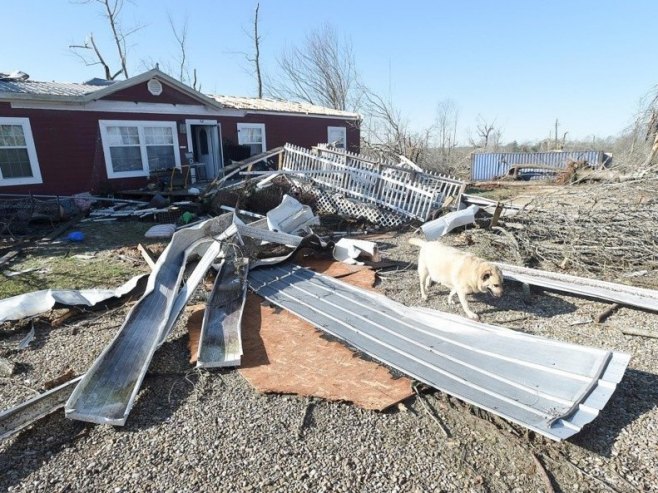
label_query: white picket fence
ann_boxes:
[280,144,465,221]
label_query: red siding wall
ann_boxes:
[220,113,360,154]
[101,81,203,106]
[0,102,360,195]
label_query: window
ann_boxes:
[327,126,347,149]
[99,120,180,178]
[237,123,266,156]
[0,117,42,186]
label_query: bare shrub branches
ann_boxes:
[504,180,658,279]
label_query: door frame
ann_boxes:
[185,119,223,178]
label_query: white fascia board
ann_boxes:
[9,100,246,117]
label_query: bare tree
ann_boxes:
[360,90,430,164]
[434,99,459,164]
[248,3,263,98]
[167,13,199,90]
[469,116,499,149]
[269,24,359,110]
[70,0,139,80]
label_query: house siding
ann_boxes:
[100,81,203,106]
[0,102,360,195]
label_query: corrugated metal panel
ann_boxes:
[471,151,608,181]
[210,95,360,119]
[197,258,249,368]
[498,262,658,312]
[248,264,629,441]
[65,215,232,426]
[0,80,104,97]
[0,376,83,441]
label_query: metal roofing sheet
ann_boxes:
[0,79,105,97]
[65,215,232,426]
[197,258,249,368]
[209,94,360,118]
[497,262,658,312]
[248,264,629,441]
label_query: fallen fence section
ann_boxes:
[248,264,629,441]
[498,262,658,313]
[197,258,249,368]
[0,376,82,441]
[0,274,145,323]
[65,215,233,426]
[281,143,465,222]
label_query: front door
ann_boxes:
[187,121,222,180]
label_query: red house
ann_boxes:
[0,69,360,195]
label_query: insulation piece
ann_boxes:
[421,204,479,240]
[333,238,381,265]
[247,264,629,441]
[266,194,319,235]
[197,258,249,367]
[0,275,145,323]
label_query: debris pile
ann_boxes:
[1,143,650,449]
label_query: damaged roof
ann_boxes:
[209,94,360,119]
[0,70,360,119]
[0,79,107,97]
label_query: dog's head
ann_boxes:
[477,263,504,298]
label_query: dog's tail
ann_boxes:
[408,237,425,247]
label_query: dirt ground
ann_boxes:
[1,184,657,492]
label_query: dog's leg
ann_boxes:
[457,291,479,320]
[418,258,429,300]
[448,288,457,305]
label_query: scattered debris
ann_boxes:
[620,327,658,339]
[137,243,157,269]
[333,238,381,265]
[421,204,479,240]
[17,325,35,350]
[144,223,176,239]
[266,194,319,235]
[65,215,232,425]
[0,357,15,377]
[595,303,621,324]
[0,274,146,323]
[498,262,658,312]
[43,367,77,390]
[0,376,83,441]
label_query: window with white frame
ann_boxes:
[327,126,347,149]
[0,117,42,186]
[99,120,180,178]
[237,123,266,156]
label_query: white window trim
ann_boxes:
[237,123,267,153]
[0,117,43,186]
[327,126,347,148]
[99,120,181,179]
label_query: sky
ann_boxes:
[2,0,657,144]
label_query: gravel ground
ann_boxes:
[1,207,657,492]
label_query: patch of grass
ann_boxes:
[0,220,162,299]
